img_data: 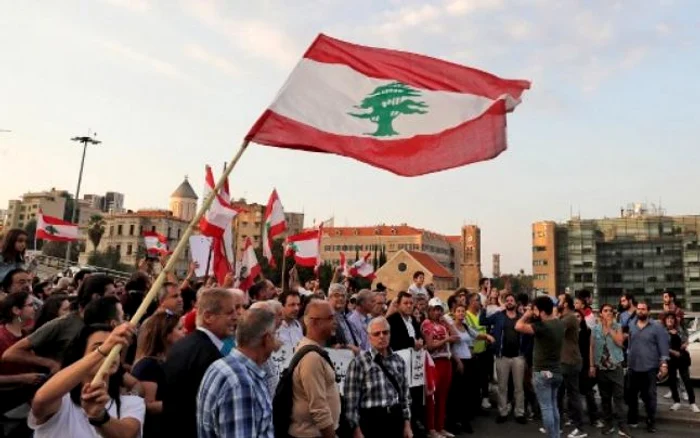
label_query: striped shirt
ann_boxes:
[343,348,411,429]
[197,349,274,438]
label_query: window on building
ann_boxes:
[177,228,181,239]
[116,244,121,254]
[129,224,134,236]
[117,225,123,235]
[139,225,143,235]
[324,245,331,251]
[109,226,114,236]
[18,214,24,220]
[151,226,156,232]
[126,244,133,255]
[533,246,547,252]
[167,227,172,238]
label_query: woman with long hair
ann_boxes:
[422,298,460,438]
[0,228,28,284]
[131,311,186,437]
[34,294,72,331]
[28,323,144,437]
[665,312,698,412]
[0,291,45,413]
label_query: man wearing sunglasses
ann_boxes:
[344,317,412,438]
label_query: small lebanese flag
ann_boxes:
[237,237,261,292]
[246,34,530,176]
[143,231,169,255]
[349,252,375,280]
[285,227,322,269]
[36,210,79,242]
[199,165,238,238]
[262,189,287,267]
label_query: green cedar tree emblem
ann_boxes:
[348,81,428,137]
[45,225,59,235]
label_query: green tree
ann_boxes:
[87,215,106,254]
[87,247,133,272]
[378,247,387,268]
[24,219,37,250]
[42,240,83,262]
[348,82,428,136]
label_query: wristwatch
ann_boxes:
[88,409,110,427]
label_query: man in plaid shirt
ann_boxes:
[344,316,413,438]
[197,308,280,438]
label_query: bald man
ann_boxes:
[288,301,341,438]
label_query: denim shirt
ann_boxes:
[627,319,670,372]
[592,323,625,369]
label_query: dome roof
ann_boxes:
[171,177,198,200]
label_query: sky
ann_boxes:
[1,0,699,276]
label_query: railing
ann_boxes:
[31,253,132,281]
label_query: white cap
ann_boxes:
[428,297,444,308]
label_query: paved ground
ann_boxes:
[457,415,696,437]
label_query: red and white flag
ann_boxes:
[246,34,530,176]
[285,227,322,270]
[349,252,375,279]
[143,231,169,255]
[36,210,79,242]
[236,237,261,292]
[199,165,238,238]
[262,189,287,267]
[339,251,349,277]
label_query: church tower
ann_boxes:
[461,225,482,290]
[170,177,198,222]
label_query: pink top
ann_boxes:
[421,319,450,359]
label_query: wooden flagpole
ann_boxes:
[92,140,250,385]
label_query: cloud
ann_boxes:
[183,43,240,77]
[101,0,151,13]
[98,40,193,82]
[181,0,300,70]
[444,0,504,16]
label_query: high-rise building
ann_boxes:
[104,192,125,214]
[492,253,501,277]
[83,194,106,211]
[229,198,304,259]
[532,204,700,310]
[4,188,69,229]
[461,225,482,290]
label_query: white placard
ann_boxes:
[397,348,427,388]
[188,236,213,277]
[271,346,355,394]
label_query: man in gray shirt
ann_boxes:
[626,300,669,433]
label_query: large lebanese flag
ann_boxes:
[262,189,286,267]
[245,34,530,176]
[349,252,375,280]
[199,165,238,238]
[36,211,79,242]
[285,228,322,268]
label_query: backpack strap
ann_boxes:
[287,345,335,377]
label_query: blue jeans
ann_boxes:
[534,371,563,438]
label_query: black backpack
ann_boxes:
[272,345,334,438]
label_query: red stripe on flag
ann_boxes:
[304,34,530,100]
[36,230,77,242]
[247,102,507,177]
[286,229,321,242]
[39,213,75,226]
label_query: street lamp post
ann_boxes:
[66,133,101,263]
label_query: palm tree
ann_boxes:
[87,215,106,254]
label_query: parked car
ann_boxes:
[689,329,700,380]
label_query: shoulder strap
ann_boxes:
[374,355,404,404]
[287,345,334,376]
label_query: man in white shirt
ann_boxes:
[478,278,491,306]
[407,271,428,298]
[276,290,303,350]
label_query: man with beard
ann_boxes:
[557,294,587,438]
[618,293,637,330]
[481,293,528,424]
[626,301,669,433]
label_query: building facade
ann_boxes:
[373,249,456,299]
[104,192,125,213]
[460,225,482,290]
[492,253,501,277]
[229,198,305,259]
[533,205,700,310]
[169,178,198,222]
[78,209,190,275]
[4,188,69,229]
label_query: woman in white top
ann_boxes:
[29,322,145,438]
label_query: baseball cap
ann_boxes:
[428,297,444,308]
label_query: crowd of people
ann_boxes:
[0,227,698,438]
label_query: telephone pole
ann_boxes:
[66,133,101,263]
